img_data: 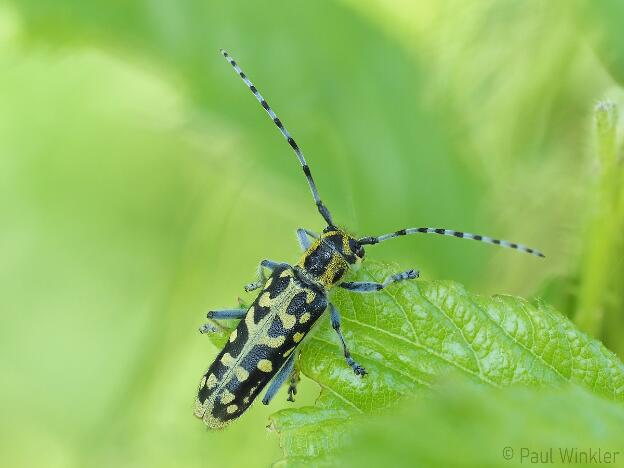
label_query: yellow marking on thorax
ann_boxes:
[342,233,354,256]
[319,254,348,287]
[264,277,273,288]
[280,269,294,278]
[229,329,237,343]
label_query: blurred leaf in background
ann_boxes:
[308,383,624,468]
[1,0,624,467]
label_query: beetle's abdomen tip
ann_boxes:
[195,409,232,431]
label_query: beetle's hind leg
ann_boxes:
[329,303,367,376]
[245,259,286,292]
[287,353,301,402]
[262,351,297,405]
[199,308,246,333]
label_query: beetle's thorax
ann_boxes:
[296,228,363,288]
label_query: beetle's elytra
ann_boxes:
[194,50,544,429]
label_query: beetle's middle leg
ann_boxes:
[329,303,367,376]
[199,308,246,333]
[244,259,286,292]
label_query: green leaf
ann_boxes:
[299,383,624,468]
[269,260,624,464]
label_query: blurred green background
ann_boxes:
[1,1,623,467]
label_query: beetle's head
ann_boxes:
[321,226,365,265]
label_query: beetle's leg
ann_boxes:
[339,269,419,293]
[206,309,247,320]
[262,352,296,405]
[245,259,285,292]
[199,308,246,333]
[287,352,301,402]
[296,228,319,251]
[329,303,367,376]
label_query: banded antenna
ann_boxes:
[220,49,333,226]
[359,227,544,258]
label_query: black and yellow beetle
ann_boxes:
[194,50,544,429]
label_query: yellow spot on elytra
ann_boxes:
[259,292,272,307]
[202,412,230,429]
[229,329,237,343]
[235,366,249,382]
[205,374,218,389]
[243,396,250,404]
[279,311,296,329]
[220,390,235,405]
[293,332,305,343]
[193,399,205,418]
[226,404,238,414]
[245,306,257,332]
[260,334,286,348]
[283,347,295,358]
[305,290,315,303]
[300,312,311,324]
[220,353,235,367]
[257,359,273,372]
[280,269,293,278]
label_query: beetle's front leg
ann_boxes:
[329,303,367,376]
[339,269,419,293]
[296,228,319,251]
[244,259,286,292]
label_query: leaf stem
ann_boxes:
[575,100,621,336]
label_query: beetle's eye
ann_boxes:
[356,246,365,258]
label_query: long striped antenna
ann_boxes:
[359,227,544,257]
[220,49,333,226]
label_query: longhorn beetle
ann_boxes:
[194,50,544,429]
